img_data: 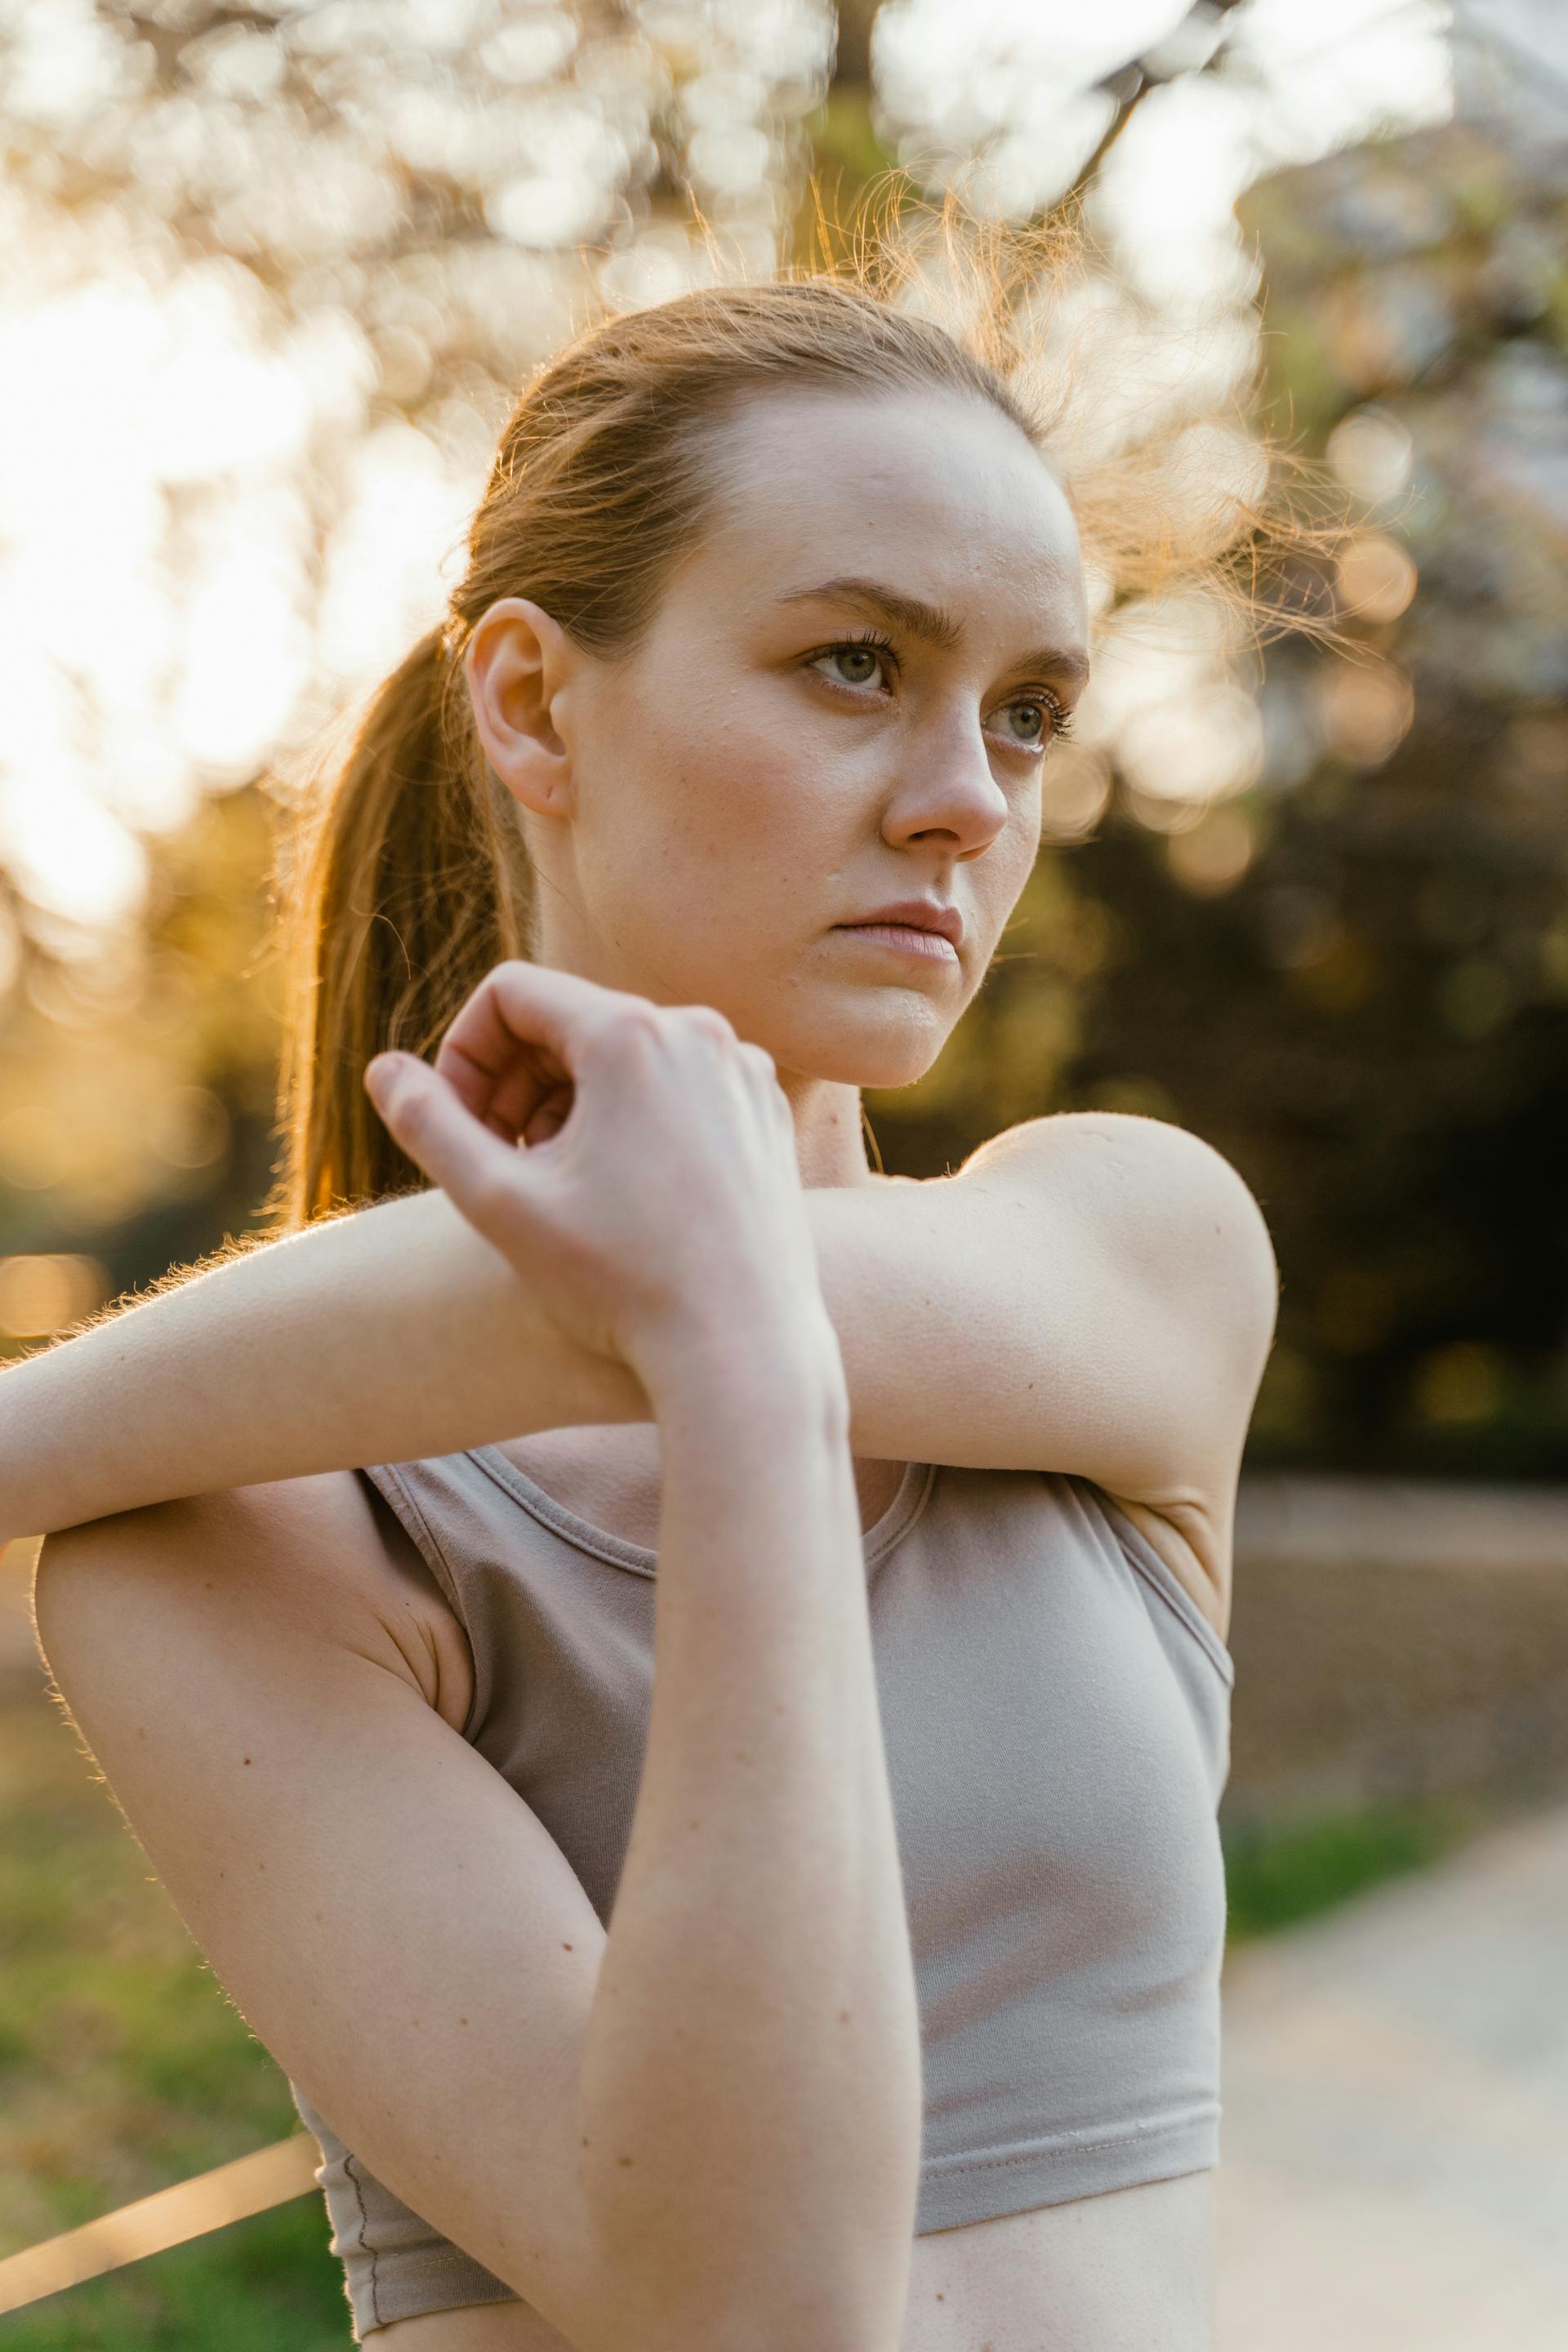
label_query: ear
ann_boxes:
[463,596,584,819]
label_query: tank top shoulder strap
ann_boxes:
[1063,1474,1235,1688]
[354,1454,499,1628]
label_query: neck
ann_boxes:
[775,1068,876,1191]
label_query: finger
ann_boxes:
[432,962,631,1143]
[364,1054,541,1241]
[435,962,631,1105]
[520,1085,573,1147]
[432,1021,564,1129]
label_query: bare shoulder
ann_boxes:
[33,1468,474,1735]
[969,1109,1277,1284]
[965,1111,1278,1650]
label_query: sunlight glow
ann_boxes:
[0,0,1459,931]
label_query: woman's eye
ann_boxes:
[808,649,1067,751]
[813,644,889,690]
[996,695,1071,752]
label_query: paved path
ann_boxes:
[1216,1796,1568,2349]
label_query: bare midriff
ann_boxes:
[900,2168,1217,2350]
[376,2168,1217,2350]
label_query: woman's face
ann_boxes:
[470,381,1089,1127]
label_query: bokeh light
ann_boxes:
[1326,404,1416,503]
[0,1252,106,1339]
[1315,657,1416,766]
[1335,531,1419,623]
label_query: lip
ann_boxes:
[835,900,964,948]
[835,922,959,964]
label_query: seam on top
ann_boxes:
[360,1463,483,1741]
[920,2098,1220,2176]
[1067,1477,1236,1688]
[359,1463,467,1619]
[873,1456,939,1562]
[467,1446,939,1576]
[342,2149,381,2331]
[466,1449,661,1575]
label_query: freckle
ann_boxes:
[314,1912,323,1922]
[839,2010,850,2024]
[563,1943,573,1952]
[617,2155,634,2168]
[935,2292,945,2301]
[460,2016,469,2026]
[243,1756,252,1766]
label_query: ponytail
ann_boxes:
[263,621,533,1230]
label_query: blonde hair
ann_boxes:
[264,183,1328,1232]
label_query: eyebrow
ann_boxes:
[775,574,1090,688]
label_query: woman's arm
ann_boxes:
[1,1113,1276,1550]
[30,1307,922,2350]
[31,996,924,2346]
[0,1186,646,1548]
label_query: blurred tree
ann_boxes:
[866,54,1568,1475]
[800,0,892,247]
[1,0,1563,1472]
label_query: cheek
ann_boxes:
[611,681,856,883]
[965,801,1043,939]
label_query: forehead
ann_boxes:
[682,382,1087,641]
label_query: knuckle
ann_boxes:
[597,1000,666,1059]
[679,1004,737,1048]
[481,960,528,1005]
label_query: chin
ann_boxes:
[772,998,955,1092]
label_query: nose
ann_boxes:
[880,706,1012,858]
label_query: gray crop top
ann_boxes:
[291,1446,1234,2341]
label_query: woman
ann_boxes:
[16,217,1282,2350]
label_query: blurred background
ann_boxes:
[0,1,1564,2345]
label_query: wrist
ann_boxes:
[627,1297,849,1427]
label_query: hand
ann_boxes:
[363,964,833,1389]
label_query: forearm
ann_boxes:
[0,1186,904,1544]
[577,1320,921,2349]
[2,1152,1060,1546]
[0,1189,648,1544]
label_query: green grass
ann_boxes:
[2,2205,350,2351]
[1221,1792,1483,1944]
[0,1615,1491,2349]
[0,1662,351,2347]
